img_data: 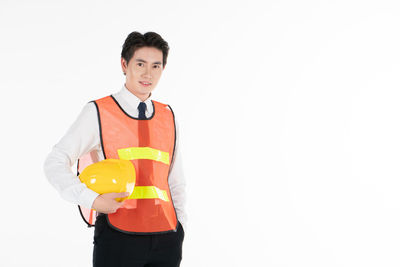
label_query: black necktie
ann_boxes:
[137,101,153,213]
[138,102,147,119]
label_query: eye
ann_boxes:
[137,63,144,67]
[153,65,160,69]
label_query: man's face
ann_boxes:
[121,46,164,101]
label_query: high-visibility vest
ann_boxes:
[77,95,178,234]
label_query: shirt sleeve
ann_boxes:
[168,112,188,233]
[43,102,101,209]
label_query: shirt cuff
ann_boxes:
[79,188,100,210]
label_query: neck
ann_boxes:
[125,84,151,101]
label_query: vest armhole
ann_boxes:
[167,104,177,170]
[91,100,107,160]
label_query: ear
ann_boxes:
[121,58,127,74]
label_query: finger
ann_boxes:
[117,200,127,206]
[106,192,130,198]
[114,192,130,198]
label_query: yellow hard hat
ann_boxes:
[79,159,136,202]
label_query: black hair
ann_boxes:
[121,31,169,68]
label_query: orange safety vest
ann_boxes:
[77,95,178,234]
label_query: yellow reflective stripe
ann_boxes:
[118,147,170,165]
[128,186,169,202]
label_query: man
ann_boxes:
[44,31,186,267]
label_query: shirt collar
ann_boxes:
[119,84,153,111]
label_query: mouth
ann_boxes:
[139,81,152,87]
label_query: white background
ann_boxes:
[1,0,399,266]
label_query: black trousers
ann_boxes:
[93,215,184,267]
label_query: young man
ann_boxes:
[44,31,186,267]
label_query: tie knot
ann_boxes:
[138,102,147,119]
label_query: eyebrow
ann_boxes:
[135,58,162,65]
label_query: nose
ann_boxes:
[142,66,152,79]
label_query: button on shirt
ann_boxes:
[43,85,187,231]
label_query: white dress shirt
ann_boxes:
[43,85,187,231]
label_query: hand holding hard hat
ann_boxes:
[79,159,136,214]
[91,192,130,214]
